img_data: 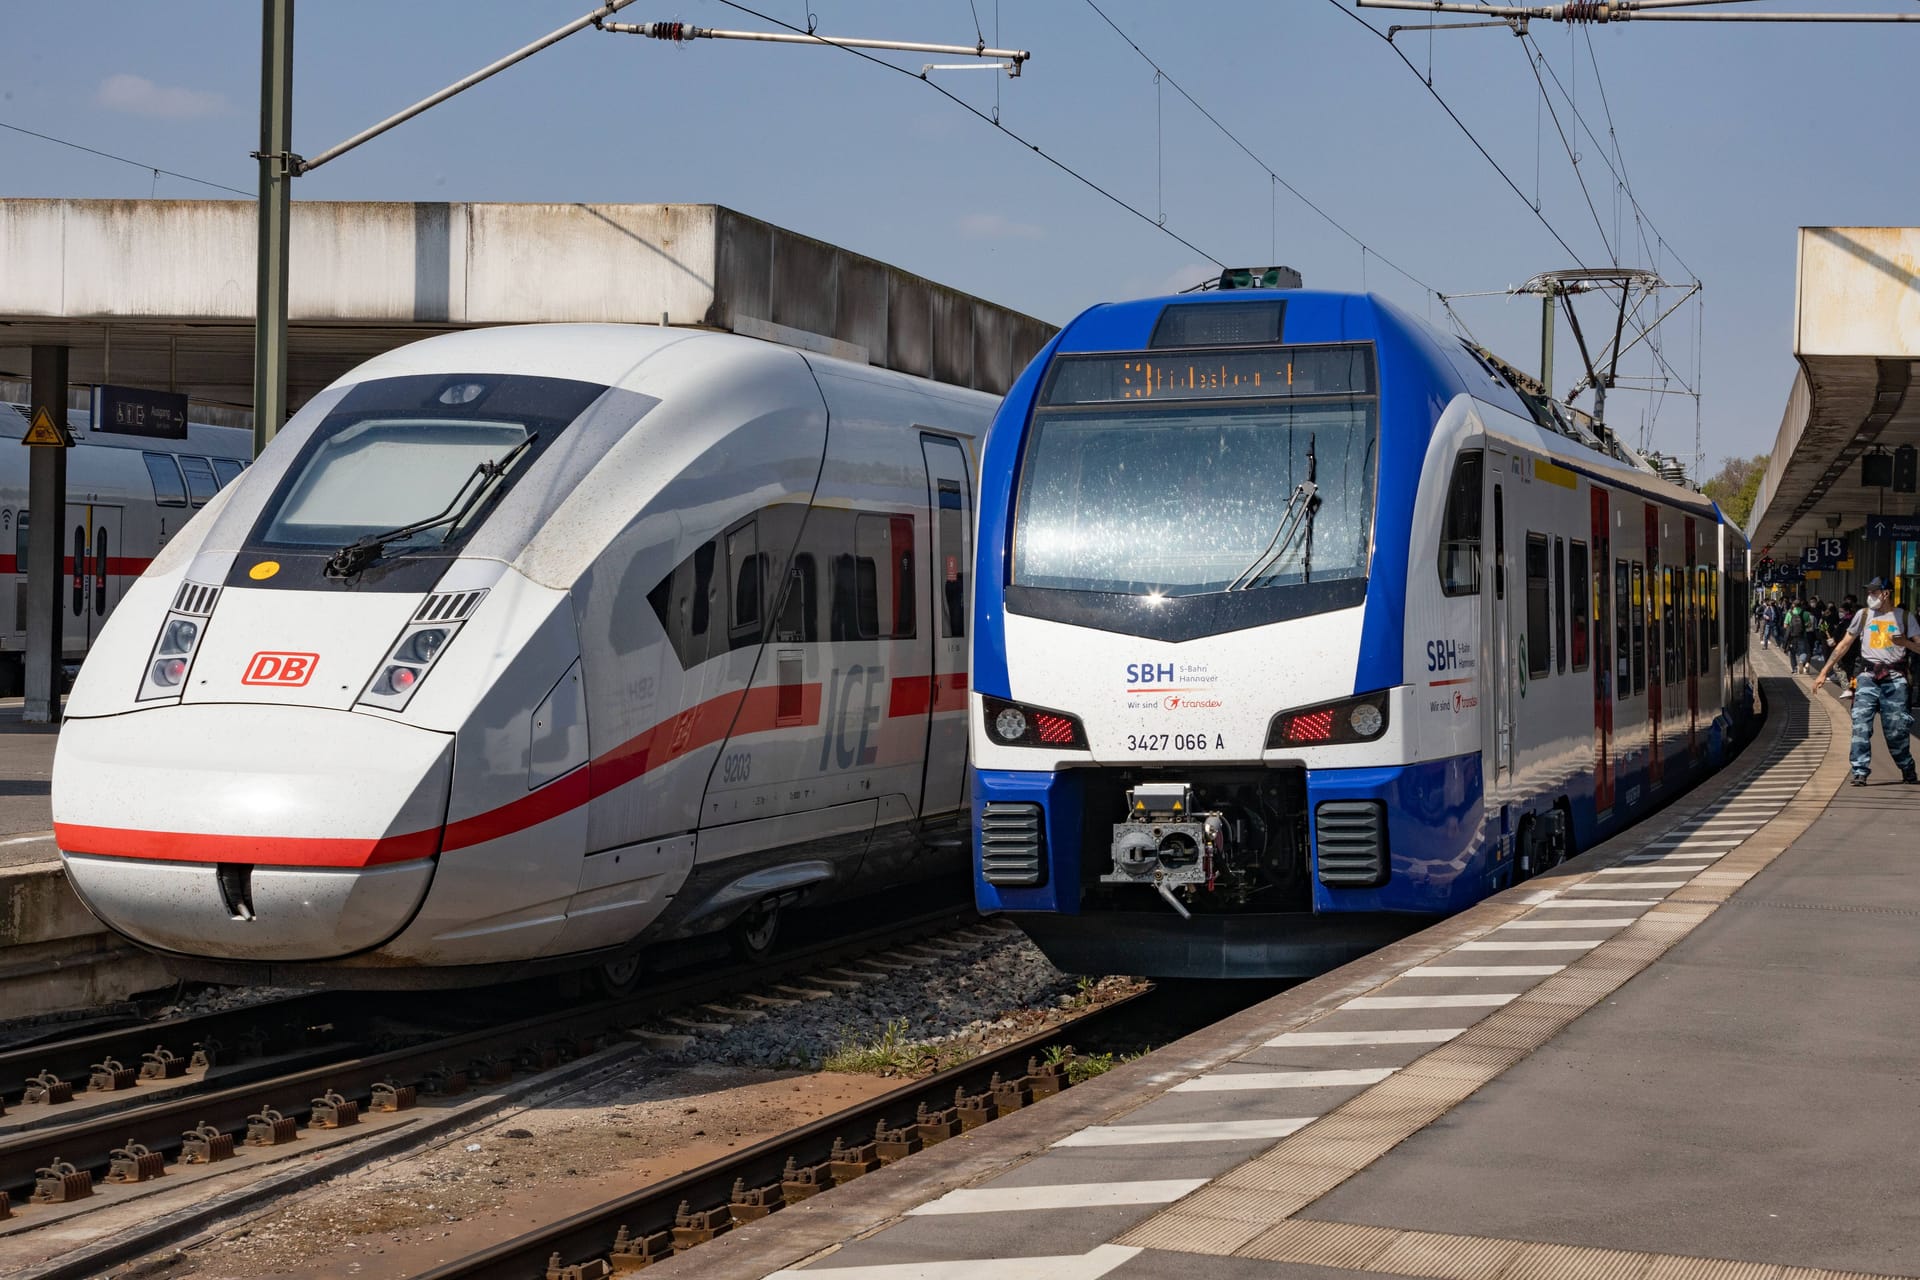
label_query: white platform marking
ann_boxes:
[1534,898,1656,908]
[1595,865,1709,875]
[1265,1028,1466,1048]
[1623,851,1724,864]
[908,1181,1206,1215]
[1497,917,1638,929]
[1172,1067,1398,1092]
[1458,940,1601,951]
[1568,880,1685,890]
[1055,1118,1313,1147]
[1641,839,1742,849]
[766,1244,1143,1279]
[1343,993,1518,1009]
[1404,964,1564,977]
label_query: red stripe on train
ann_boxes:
[53,821,440,868]
[0,556,154,576]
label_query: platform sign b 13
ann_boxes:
[91,384,189,440]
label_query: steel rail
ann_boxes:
[414,989,1159,1280]
[0,905,980,1204]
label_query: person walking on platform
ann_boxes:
[1810,578,1920,785]
[1784,599,1812,672]
[1760,599,1779,650]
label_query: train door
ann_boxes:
[1645,504,1663,792]
[918,435,972,815]
[1591,487,1614,814]
[70,505,123,646]
[1486,459,1513,785]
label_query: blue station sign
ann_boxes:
[91,384,189,440]
[1863,515,1920,542]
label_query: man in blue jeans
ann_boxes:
[1810,578,1920,785]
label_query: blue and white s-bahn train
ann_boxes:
[970,287,1755,978]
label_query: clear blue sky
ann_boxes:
[4,1,1914,475]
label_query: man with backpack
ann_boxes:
[1760,599,1779,650]
[1783,599,1811,672]
[1810,578,1920,785]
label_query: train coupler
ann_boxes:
[24,1071,73,1105]
[873,1119,921,1164]
[779,1155,834,1203]
[670,1200,731,1247]
[309,1091,360,1128]
[181,1122,236,1164]
[246,1107,299,1146]
[370,1081,417,1112]
[32,1160,93,1203]
[89,1058,138,1092]
[727,1176,784,1221]
[107,1142,166,1184]
[141,1047,188,1081]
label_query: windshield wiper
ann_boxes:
[1227,435,1320,592]
[324,435,537,578]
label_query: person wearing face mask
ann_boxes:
[1810,578,1920,785]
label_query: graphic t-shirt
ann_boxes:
[1847,606,1919,667]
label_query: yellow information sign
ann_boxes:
[21,406,73,448]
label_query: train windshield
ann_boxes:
[239,373,607,585]
[1014,344,1377,598]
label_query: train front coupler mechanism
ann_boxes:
[1101,781,1235,919]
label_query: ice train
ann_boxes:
[52,325,993,987]
[970,286,1755,978]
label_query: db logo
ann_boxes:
[243,651,318,687]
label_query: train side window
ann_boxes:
[773,554,818,643]
[1614,559,1631,701]
[1492,485,1505,601]
[1709,568,1720,651]
[1553,536,1567,675]
[1568,540,1589,671]
[855,514,916,640]
[13,511,26,570]
[728,524,762,642]
[143,453,188,507]
[1525,533,1550,679]
[690,541,715,640]
[1438,451,1482,596]
[831,554,877,640]
[211,458,245,488]
[937,480,967,638]
[179,455,219,507]
[1630,561,1647,695]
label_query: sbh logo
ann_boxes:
[243,651,318,687]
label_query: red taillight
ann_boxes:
[1034,713,1076,745]
[390,666,418,691]
[1282,708,1335,742]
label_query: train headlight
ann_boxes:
[138,583,221,703]
[981,696,1087,750]
[358,589,488,713]
[1266,691,1391,749]
[159,619,198,656]
[394,628,448,664]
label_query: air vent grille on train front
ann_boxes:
[980,802,1046,887]
[172,583,221,617]
[1315,800,1390,888]
[416,590,487,623]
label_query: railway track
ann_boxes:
[415,986,1191,1280]
[0,901,984,1267]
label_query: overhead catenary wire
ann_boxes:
[706,0,1226,266]
[0,119,251,197]
[1080,0,1443,300]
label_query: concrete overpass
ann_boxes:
[1748,226,1920,602]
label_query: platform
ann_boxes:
[664,651,1920,1280]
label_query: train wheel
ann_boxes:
[728,900,782,962]
[594,953,644,998]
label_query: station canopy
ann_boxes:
[1749,226,1920,558]
[0,200,1054,416]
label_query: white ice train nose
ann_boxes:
[52,704,452,962]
